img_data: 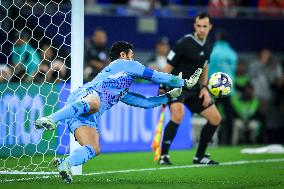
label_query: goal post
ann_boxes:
[70,0,84,176]
[0,0,84,175]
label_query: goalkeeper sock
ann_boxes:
[161,120,179,155]
[65,145,96,166]
[195,123,217,158]
[50,100,90,122]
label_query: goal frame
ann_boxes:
[70,0,84,175]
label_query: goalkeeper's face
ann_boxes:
[194,17,212,40]
[124,49,134,61]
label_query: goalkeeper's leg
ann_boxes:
[35,94,100,130]
[54,125,100,183]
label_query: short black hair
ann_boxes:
[194,12,211,24]
[93,27,106,34]
[109,41,134,61]
[156,36,169,45]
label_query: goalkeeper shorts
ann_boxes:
[65,89,100,134]
[65,114,99,134]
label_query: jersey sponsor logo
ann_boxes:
[167,50,175,61]
[199,51,204,56]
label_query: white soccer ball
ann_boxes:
[208,72,232,97]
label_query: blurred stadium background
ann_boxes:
[0,0,284,188]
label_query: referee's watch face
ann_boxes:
[194,17,212,41]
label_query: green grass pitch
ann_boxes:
[1,146,284,189]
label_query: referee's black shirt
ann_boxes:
[167,33,212,91]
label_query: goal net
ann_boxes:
[0,0,79,174]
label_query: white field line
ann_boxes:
[1,158,284,183]
[0,175,58,183]
[0,171,57,175]
[85,158,284,175]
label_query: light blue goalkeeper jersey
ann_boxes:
[67,59,185,119]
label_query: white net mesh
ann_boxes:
[0,0,71,173]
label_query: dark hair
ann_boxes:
[93,27,106,34]
[109,41,134,61]
[156,36,169,45]
[194,12,211,24]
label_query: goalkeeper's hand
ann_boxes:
[184,68,203,89]
[167,72,183,99]
[167,87,182,99]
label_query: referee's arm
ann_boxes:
[200,63,209,86]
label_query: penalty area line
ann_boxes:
[1,158,284,183]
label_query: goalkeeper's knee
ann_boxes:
[87,143,101,156]
[84,94,101,114]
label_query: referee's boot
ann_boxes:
[193,154,219,165]
[35,117,56,131]
[158,155,172,165]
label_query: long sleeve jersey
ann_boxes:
[68,59,185,118]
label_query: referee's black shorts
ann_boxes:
[169,89,214,114]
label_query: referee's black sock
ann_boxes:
[161,120,179,155]
[195,123,217,158]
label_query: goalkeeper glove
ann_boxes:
[184,68,203,89]
[167,87,182,99]
[166,72,183,99]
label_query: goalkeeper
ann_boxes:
[35,41,202,183]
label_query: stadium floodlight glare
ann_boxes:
[0,0,83,176]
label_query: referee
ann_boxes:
[159,12,221,165]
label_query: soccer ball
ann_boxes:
[208,72,232,97]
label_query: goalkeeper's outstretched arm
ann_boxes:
[115,60,202,89]
[116,60,184,87]
[121,90,180,109]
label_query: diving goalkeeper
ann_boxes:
[35,41,202,183]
